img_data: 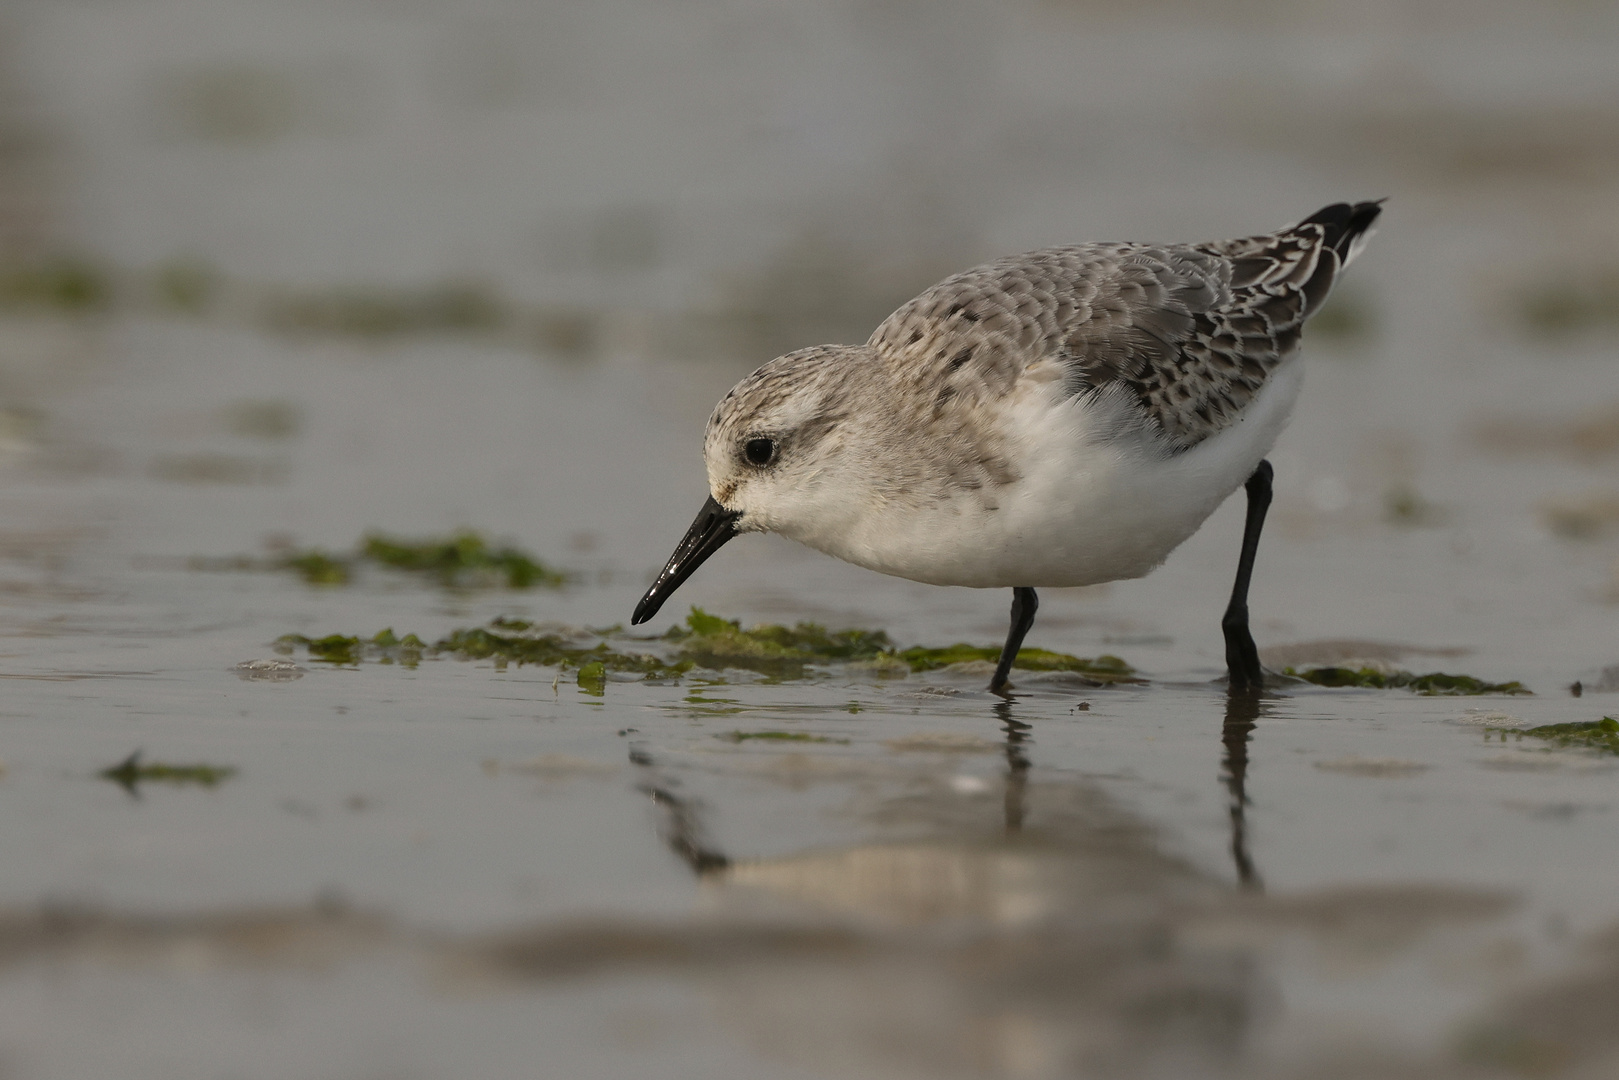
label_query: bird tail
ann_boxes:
[1300,200,1384,269]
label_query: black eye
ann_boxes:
[744,438,777,466]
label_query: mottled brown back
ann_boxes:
[869,202,1381,451]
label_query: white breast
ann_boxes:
[818,359,1304,589]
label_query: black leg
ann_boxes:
[1222,460,1273,690]
[990,586,1038,695]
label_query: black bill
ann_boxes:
[631,496,743,625]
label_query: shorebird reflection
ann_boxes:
[1221,687,1266,892]
[627,705,1038,877]
[628,743,730,875]
[995,699,1033,835]
[628,689,1268,896]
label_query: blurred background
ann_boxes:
[1,1,1618,1077]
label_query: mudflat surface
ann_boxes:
[1,2,1617,1077]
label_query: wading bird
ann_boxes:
[633,202,1382,693]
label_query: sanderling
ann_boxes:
[633,202,1382,693]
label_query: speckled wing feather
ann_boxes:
[870,201,1382,451]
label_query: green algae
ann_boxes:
[370,628,427,667]
[488,616,533,630]
[1288,666,1530,695]
[433,625,689,680]
[0,258,113,313]
[667,607,894,677]
[717,731,850,744]
[576,661,607,696]
[680,691,745,716]
[850,653,914,677]
[898,643,1141,683]
[100,752,236,793]
[270,611,1141,689]
[281,550,351,586]
[275,629,424,667]
[370,628,426,650]
[658,608,1143,683]
[361,531,564,589]
[275,621,679,680]
[677,608,740,638]
[275,633,362,665]
[216,531,565,589]
[1520,716,1619,755]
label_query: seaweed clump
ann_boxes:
[281,550,351,585]
[274,620,690,686]
[899,643,1141,683]
[100,751,236,793]
[1289,666,1530,696]
[1521,716,1619,755]
[360,531,564,589]
[275,628,426,667]
[575,661,608,696]
[270,610,1145,690]
[666,607,895,677]
[654,609,1140,682]
[0,258,113,313]
[436,620,689,680]
[254,531,565,589]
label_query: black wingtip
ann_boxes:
[1302,199,1385,259]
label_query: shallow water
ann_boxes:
[2,2,1619,1077]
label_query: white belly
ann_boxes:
[821,361,1303,588]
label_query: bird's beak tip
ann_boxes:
[630,495,742,626]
